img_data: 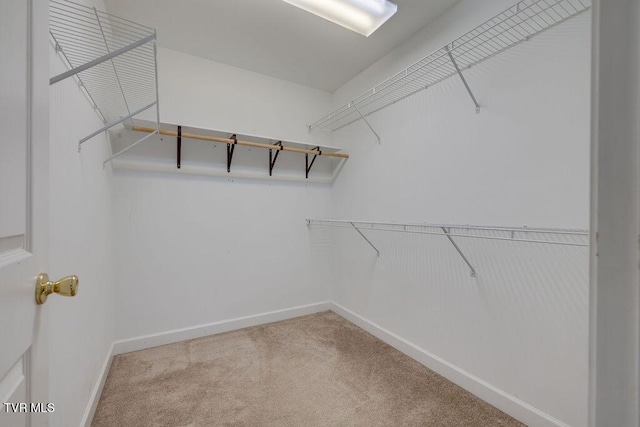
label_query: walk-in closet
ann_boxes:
[1,0,639,426]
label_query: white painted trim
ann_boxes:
[0,249,31,270]
[588,1,640,425]
[111,158,338,185]
[80,342,114,427]
[329,302,569,427]
[112,302,332,355]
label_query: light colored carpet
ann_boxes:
[93,311,524,426]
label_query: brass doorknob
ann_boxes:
[35,273,79,305]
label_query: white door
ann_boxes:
[0,0,52,426]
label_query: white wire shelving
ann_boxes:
[307,219,589,277]
[308,0,591,137]
[49,0,160,165]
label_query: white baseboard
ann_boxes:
[112,301,332,355]
[80,342,114,427]
[329,302,569,427]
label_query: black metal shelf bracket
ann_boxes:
[176,125,182,169]
[269,141,283,176]
[305,147,321,179]
[227,134,237,173]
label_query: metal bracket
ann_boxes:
[446,44,480,114]
[94,8,134,128]
[351,222,380,257]
[78,101,157,151]
[103,129,158,167]
[269,141,282,176]
[441,227,476,277]
[305,147,320,179]
[176,125,182,169]
[227,134,237,173]
[354,104,381,144]
[50,31,107,128]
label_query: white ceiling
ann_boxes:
[102,0,462,92]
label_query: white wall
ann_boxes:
[142,47,332,146]
[112,174,331,338]
[326,1,591,426]
[105,1,591,425]
[113,50,334,340]
[48,11,116,427]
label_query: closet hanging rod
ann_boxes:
[132,126,350,159]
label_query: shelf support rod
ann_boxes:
[50,33,155,85]
[78,101,157,150]
[177,125,182,169]
[305,147,320,179]
[351,222,380,257]
[446,45,480,114]
[227,134,237,173]
[441,227,476,277]
[269,141,282,176]
[94,8,134,128]
[152,29,160,133]
[354,104,381,144]
[49,31,107,125]
[103,129,158,167]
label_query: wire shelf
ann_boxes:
[50,0,160,163]
[308,0,591,133]
[307,219,589,247]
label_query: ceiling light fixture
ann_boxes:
[282,0,398,37]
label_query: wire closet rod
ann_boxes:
[307,219,589,247]
[132,126,350,159]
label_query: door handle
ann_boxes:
[35,273,79,305]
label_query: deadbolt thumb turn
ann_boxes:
[35,273,79,305]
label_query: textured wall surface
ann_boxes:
[326,1,591,425]
[49,5,116,422]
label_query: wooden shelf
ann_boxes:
[108,120,349,184]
